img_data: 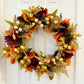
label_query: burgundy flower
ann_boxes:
[57,28,68,36]
[5,36,22,46]
[63,52,74,59]
[28,57,39,70]
[34,7,48,19]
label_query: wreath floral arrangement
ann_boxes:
[2,6,81,80]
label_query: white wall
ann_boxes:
[0,0,84,84]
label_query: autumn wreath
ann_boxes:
[2,6,81,80]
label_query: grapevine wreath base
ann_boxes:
[2,6,81,80]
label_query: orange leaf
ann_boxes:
[10,58,15,64]
[26,34,32,40]
[5,30,12,36]
[6,54,10,58]
[33,23,38,30]
[28,52,35,59]
[49,30,53,34]
[64,50,73,53]
[25,68,32,72]
[39,68,45,72]
[13,34,16,40]
[53,33,63,42]
[65,59,71,66]
[21,13,31,24]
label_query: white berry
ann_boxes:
[14,26,18,29]
[59,58,63,62]
[45,17,49,21]
[20,46,25,50]
[50,16,54,19]
[20,60,24,64]
[46,21,50,24]
[39,62,43,65]
[3,50,7,54]
[54,20,58,24]
[14,48,18,52]
[32,22,35,26]
[16,31,19,34]
[68,46,72,49]
[38,21,41,24]
[40,24,44,28]
[52,58,55,62]
[16,21,20,25]
[64,44,68,48]
[35,19,38,22]
[18,28,22,32]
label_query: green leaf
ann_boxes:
[19,22,25,27]
[36,28,38,32]
[36,5,40,8]
[5,20,13,26]
[22,40,26,46]
[20,65,23,70]
[41,65,46,69]
[13,15,16,24]
[36,65,40,69]
[49,71,54,80]
[71,23,73,28]
[21,9,29,14]
[40,51,43,55]
[62,53,65,56]
[15,58,18,64]
[51,9,58,16]
[73,40,78,46]
[1,55,5,59]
